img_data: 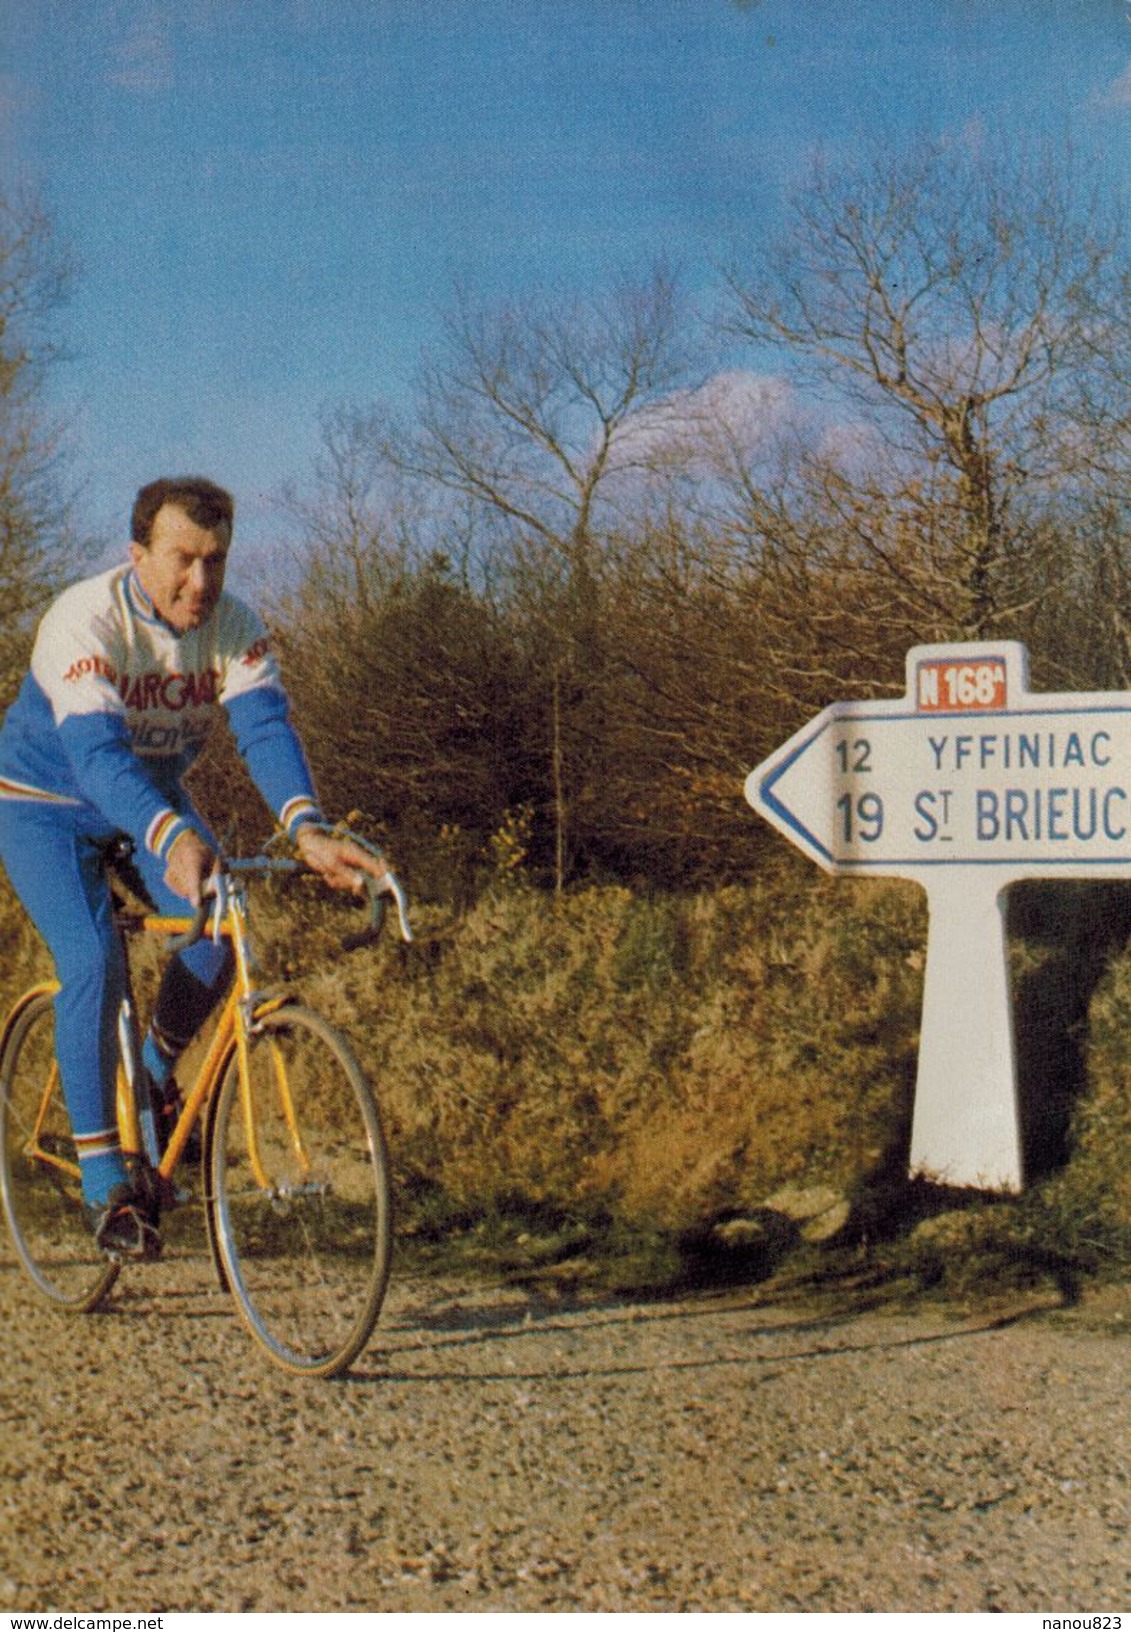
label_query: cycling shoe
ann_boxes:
[86,1183,162,1261]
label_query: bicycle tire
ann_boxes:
[0,989,120,1311]
[208,1002,392,1377]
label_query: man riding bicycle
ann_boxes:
[0,476,388,1257]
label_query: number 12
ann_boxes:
[835,738,872,773]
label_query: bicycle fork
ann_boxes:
[234,996,315,1195]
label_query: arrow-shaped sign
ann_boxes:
[745,642,1131,1191]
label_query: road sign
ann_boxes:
[744,641,1131,1191]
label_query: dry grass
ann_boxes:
[1,862,1127,1295]
[257,869,930,1232]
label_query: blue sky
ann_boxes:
[3,0,1131,578]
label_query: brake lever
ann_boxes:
[342,870,413,952]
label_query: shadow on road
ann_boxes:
[348,1288,1058,1387]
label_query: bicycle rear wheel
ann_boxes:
[209,1002,392,1377]
[0,989,119,1311]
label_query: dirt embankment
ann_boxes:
[0,1251,1127,1614]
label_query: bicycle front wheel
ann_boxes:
[209,1003,392,1377]
[0,989,119,1311]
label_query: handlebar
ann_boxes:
[162,859,413,954]
[163,896,213,955]
[343,869,413,951]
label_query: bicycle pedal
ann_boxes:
[103,1232,162,1265]
[91,1197,162,1261]
[118,1220,162,1263]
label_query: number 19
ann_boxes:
[837,791,884,844]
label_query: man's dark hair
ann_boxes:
[131,476,235,548]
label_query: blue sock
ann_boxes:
[76,1130,130,1208]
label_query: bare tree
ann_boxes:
[0,192,86,704]
[583,136,1131,871]
[261,411,531,881]
[372,265,707,887]
[722,135,1131,641]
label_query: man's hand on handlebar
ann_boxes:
[158,822,412,953]
[294,823,388,894]
[164,828,218,907]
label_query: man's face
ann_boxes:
[129,502,230,633]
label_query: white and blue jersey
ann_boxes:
[0,563,323,855]
[0,562,329,1202]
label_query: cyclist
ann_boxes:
[0,476,389,1257]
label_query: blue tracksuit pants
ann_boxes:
[0,798,231,1169]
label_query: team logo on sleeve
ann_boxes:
[63,655,119,685]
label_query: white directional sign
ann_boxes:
[745,641,1131,1191]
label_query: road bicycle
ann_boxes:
[0,830,411,1378]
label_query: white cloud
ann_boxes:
[682,370,794,447]
[614,370,795,473]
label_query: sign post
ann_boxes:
[745,642,1131,1191]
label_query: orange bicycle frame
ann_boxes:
[141,891,294,1191]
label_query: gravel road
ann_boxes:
[0,1238,1127,1614]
